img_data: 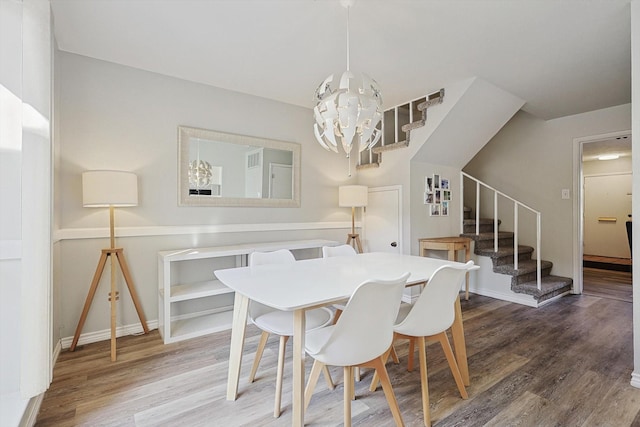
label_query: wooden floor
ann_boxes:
[583,267,633,302]
[36,293,640,427]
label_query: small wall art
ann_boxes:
[424,173,450,216]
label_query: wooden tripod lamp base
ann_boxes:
[69,247,149,361]
[339,185,368,254]
[73,170,148,361]
[346,233,363,253]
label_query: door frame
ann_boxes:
[363,185,403,253]
[572,129,632,294]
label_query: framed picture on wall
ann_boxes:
[433,174,440,189]
[443,190,451,201]
[435,190,441,204]
[425,176,433,193]
[425,192,434,204]
[430,204,441,216]
[442,201,449,216]
[441,178,449,190]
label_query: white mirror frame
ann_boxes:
[178,126,301,207]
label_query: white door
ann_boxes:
[363,186,402,253]
[269,163,293,199]
[584,173,632,258]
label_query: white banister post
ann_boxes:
[409,101,414,123]
[475,181,480,235]
[394,107,399,143]
[537,213,542,290]
[494,192,498,252]
[514,203,519,270]
[381,114,385,147]
[460,173,464,235]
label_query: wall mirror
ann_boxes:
[178,126,301,207]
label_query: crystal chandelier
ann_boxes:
[313,0,383,173]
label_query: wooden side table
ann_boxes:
[418,236,472,300]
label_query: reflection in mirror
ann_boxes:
[178,126,300,207]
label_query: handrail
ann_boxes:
[461,171,542,290]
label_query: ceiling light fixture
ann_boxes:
[313,0,383,176]
[598,154,620,161]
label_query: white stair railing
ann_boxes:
[461,172,542,290]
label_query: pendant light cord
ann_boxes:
[346,5,350,71]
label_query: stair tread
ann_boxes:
[512,275,573,299]
[461,231,514,241]
[463,218,502,225]
[475,245,534,258]
[372,141,409,154]
[401,120,425,132]
[493,259,553,276]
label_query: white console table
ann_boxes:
[157,239,338,344]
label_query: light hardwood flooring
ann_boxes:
[36,293,640,426]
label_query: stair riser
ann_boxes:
[511,267,552,286]
[493,252,533,266]
[474,238,514,250]
[537,285,573,302]
[463,224,496,234]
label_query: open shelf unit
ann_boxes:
[158,239,338,344]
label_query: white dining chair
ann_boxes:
[370,261,479,427]
[304,272,410,427]
[247,249,335,418]
[322,244,400,383]
[322,244,357,322]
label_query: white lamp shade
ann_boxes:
[339,185,368,207]
[82,170,138,207]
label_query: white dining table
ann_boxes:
[215,252,472,427]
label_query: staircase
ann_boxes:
[461,173,573,307]
[357,89,445,170]
[461,217,573,305]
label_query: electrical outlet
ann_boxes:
[561,189,570,199]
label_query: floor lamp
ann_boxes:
[70,170,149,361]
[339,185,368,253]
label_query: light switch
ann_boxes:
[561,189,570,199]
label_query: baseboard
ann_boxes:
[60,320,158,349]
[52,339,61,367]
[469,285,539,308]
[19,393,44,427]
[631,371,640,389]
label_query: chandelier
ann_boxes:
[313,0,383,172]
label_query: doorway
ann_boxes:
[363,185,402,254]
[575,131,632,300]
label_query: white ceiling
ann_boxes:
[582,135,632,161]
[50,0,631,122]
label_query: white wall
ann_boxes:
[630,0,640,389]
[1,0,52,424]
[54,52,354,341]
[463,104,631,278]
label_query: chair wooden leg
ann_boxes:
[322,365,335,390]
[351,368,356,400]
[344,366,353,427]
[274,335,288,418]
[368,346,392,392]
[390,345,400,364]
[249,331,269,383]
[305,359,324,410]
[369,356,405,427]
[407,338,416,372]
[418,336,431,427]
[435,332,468,399]
[333,309,343,324]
